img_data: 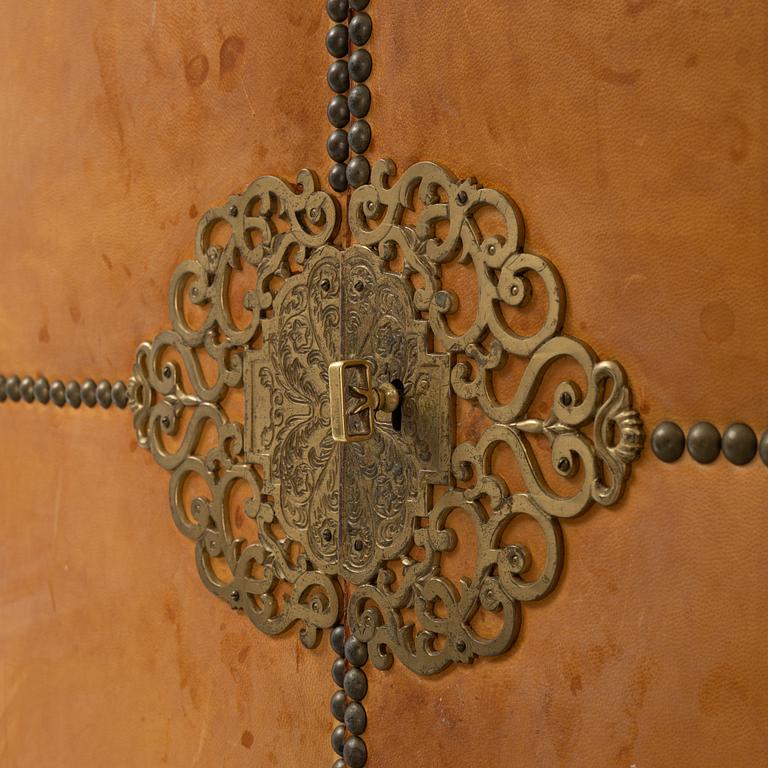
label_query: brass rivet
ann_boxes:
[348,49,372,83]
[328,94,350,129]
[331,658,347,687]
[328,163,348,192]
[327,59,350,94]
[348,84,371,118]
[330,626,346,657]
[326,23,349,59]
[343,736,368,768]
[349,11,372,46]
[343,667,368,700]
[326,0,349,23]
[344,636,368,667]
[651,421,685,463]
[331,724,346,757]
[722,423,757,466]
[344,700,367,736]
[96,380,112,408]
[760,430,768,467]
[346,155,370,188]
[686,421,721,464]
[330,690,347,722]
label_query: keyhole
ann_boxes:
[391,379,404,432]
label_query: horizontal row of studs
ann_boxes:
[0,374,129,409]
[330,626,368,768]
[326,0,372,192]
[651,421,768,466]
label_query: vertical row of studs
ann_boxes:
[330,626,369,768]
[326,0,373,192]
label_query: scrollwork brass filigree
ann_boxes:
[129,159,643,675]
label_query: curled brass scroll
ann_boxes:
[128,159,643,675]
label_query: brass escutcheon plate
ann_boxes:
[128,160,643,675]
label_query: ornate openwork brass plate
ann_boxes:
[129,159,643,675]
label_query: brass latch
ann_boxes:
[328,360,400,443]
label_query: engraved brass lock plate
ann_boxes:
[243,243,452,586]
[128,160,643,675]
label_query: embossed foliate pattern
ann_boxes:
[246,245,452,587]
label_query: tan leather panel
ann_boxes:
[0,406,332,765]
[0,0,330,380]
[363,1,768,767]
[365,465,768,766]
[0,2,332,765]
[369,0,768,428]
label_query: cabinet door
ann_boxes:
[362,4,767,767]
[1,2,766,767]
[0,3,333,766]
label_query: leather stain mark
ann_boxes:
[569,673,583,695]
[585,639,624,674]
[699,663,749,716]
[616,656,656,763]
[219,35,245,93]
[685,53,698,68]
[101,253,113,270]
[185,54,209,87]
[92,30,133,192]
[595,65,643,86]
[240,730,254,749]
[721,113,750,163]
[69,304,82,324]
[188,204,198,219]
[92,31,126,148]
[700,300,735,343]
[220,631,253,718]
[625,0,658,15]
[286,5,322,35]
[219,35,245,75]
[38,324,50,343]
[164,588,203,710]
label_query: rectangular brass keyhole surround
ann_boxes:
[329,360,402,443]
[329,359,377,442]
